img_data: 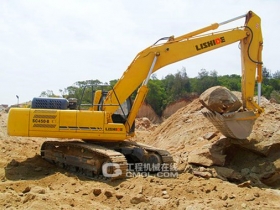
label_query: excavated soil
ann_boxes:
[1,97,280,209]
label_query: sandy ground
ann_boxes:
[1,98,280,209]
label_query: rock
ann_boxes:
[273,159,280,171]
[251,166,260,174]
[204,185,217,193]
[104,190,113,198]
[22,186,31,194]
[177,162,188,173]
[198,166,207,172]
[203,132,217,140]
[34,167,42,172]
[137,186,143,194]
[205,189,211,193]
[229,194,236,199]
[130,194,146,204]
[264,165,272,173]
[237,129,280,156]
[249,173,266,187]
[238,180,251,188]
[23,194,36,204]
[93,188,102,196]
[199,86,242,114]
[254,192,260,197]
[213,166,242,181]
[241,168,250,176]
[244,194,255,201]
[219,193,228,200]
[141,117,151,128]
[241,203,247,208]
[188,146,226,167]
[184,119,193,123]
[193,171,212,179]
[260,171,280,186]
[162,194,170,199]
[188,175,194,180]
[116,193,124,199]
[31,186,46,194]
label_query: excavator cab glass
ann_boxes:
[75,85,134,132]
[99,92,133,123]
[99,91,135,133]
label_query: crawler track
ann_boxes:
[41,141,127,180]
[41,140,174,180]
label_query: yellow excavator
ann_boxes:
[7,11,263,179]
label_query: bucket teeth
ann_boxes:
[202,111,257,139]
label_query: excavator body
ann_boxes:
[7,11,264,179]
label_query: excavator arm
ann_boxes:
[103,11,263,138]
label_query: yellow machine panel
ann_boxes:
[30,109,59,132]
[8,108,127,141]
[7,108,29,136]
[59,110,77,132]
[76,111,104,133]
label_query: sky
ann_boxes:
[1,0,279,106]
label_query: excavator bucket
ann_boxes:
[202,110,257,139]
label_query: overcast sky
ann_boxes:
[1,0,279,105]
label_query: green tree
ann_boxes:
[262,67,271,85]
[268,79,280,91]
[39,90,58,97]
[192,69,220,94]
[63,80,102,107]
[172,68,191,98]
[217,74,241,91]
[109,79,118,87]
[270,90,280,103]
[261,67,274,98]
[163,68,190,104]
[272,70,280,79]
[262,84,274,99]
[146,78,166,116]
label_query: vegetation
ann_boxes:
[40,67,280,116]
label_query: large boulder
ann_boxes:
[199,86,242,114]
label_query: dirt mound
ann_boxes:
[1,98,280,209]
[140,95,280,189]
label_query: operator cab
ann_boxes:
[98,90,132,123]
[97,90,135,133]
[74,84,135,133]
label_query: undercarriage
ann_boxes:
[40,140,174,180]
